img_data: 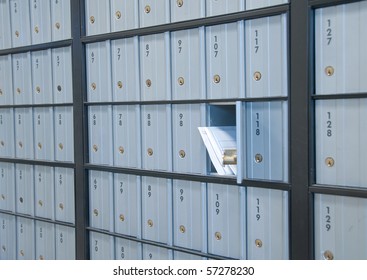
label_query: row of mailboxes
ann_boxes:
[0,0,71,49]
[0,214,75,260]
[0,163,75,223]
[85,15,288,102]
[0,48,73,106]
[84,0,288,36]
[89,172,289,260]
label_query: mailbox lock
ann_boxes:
[255,153,263,163]
[59,143,64,150]
[255,239,263,248]
[93,209,99,216]
[145,5,151,13]
[179,225,186,233]
[38,142,42,150]
[91,82,97,91]
[119,146,125,154]
[116,11,122,19]
[146,79,152,87]
[55,22,61,30]
[35,26,39,34]
[254,71,262,81]
[117,81,123,89]
[177,0,184,7]
[325,157,334,167]
[120,214,125,222]
[223,149,237,165]
[147,148,153,156]
[213,74,221,84]
[93,144,98,152]
[59,203,64,210]
[179,150,186,158]
[147,219,153,227]
[323,250,334,260]
[178,77,185,86]
[90,16,95,24]
[215,232,222,240]
[325,66,334,76]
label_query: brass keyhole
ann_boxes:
[38,142,42,150]
[59,143,64,150]
[35,26,39,34]
[55,22,61,29]
[57,85,62,92]
[213,74,221,84]
[117,81,123,89]
[325,157,334,167]
[17,88,21,94]
[323,250,334,260]
[115,11,121,19]
[177,0,184,7]
[254,71,262,81]
[18,141,23,149]
[179,225,186,233]
[147,219,153,227]
[15,31,19,37]
[325,66,334,76]
[147,148,153,156]
[215,232,222,240]
[255,239,263,248]
[93,144,98,152]
[119,146,124,154]
[178,77,185,86]
[93,209,99,216]
[179,150,186,158]
[146,79,152,87]
[119,214,125,222]
[59,203,64,210]
[91,82,96,90]
[36,86,41,94]
[90,16,95,24]
[145,5,151,13]
[255,153,263,163]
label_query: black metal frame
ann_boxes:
[1,0,365,260]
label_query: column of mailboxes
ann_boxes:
[314,1,367,260]
[85,0,289,260]
[0,0,75,260]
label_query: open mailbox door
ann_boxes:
[198,126,237,176]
